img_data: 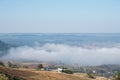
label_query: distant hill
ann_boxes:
[74,64,120,78]
[0,40,10,51]
[0,40,11,56]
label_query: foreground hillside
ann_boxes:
[0,67,107,80]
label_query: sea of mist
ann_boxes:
[0,33,120,66]
[1,43,120,65]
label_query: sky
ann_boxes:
[0,0,120,33]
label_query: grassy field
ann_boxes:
[0,67,107,80]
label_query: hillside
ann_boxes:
[0,67,107,80]
[0,40,10,50]
[0,40,11,56]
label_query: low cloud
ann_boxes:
[2,44,120,65]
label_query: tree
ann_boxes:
[62,69,73,74]
[8,61,12,68]
[0,61,5,67]
[87,73,95,79]
[0,74,8,80]
[8,61,18,68]
[62,68,74,74]
[114,71,120,80]
[37,64,44,70]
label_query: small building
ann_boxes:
[57,68,62,73]
[44,67,51,71]
[41,68,45,70]
[93,70,96,73]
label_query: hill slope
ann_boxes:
[0,67,97,80]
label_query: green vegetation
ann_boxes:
[0,61,5,67]
[87,73,95,79]
[8,62,19,68]
[37,64,44,70]
[114,71,120,80]
[62,67,74,74]
[62,69,73,74]
[0,74,8,80]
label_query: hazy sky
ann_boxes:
[0,0,120,33]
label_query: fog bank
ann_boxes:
[2,44,120,65]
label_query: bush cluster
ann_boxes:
[62,69,74,74]
[0,74,9,80]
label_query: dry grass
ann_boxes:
[29,70,90,80]
[95,77,107,80]
[0,67,107,80]
[15,68,90,80]
[0,67,37,80]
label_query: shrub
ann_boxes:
[0,61,5,67]
[114,71,120,80]
[37,64,44,70]
[87,73,95,79]
[0,74,8,80]
[8,62,19,68]
[62,69,74,74]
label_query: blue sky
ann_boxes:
[0,0,120,33]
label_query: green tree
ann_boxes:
[0,74,8,80]
[0,61,5,67]
[8,61,18,68]
[37,64,44,70]
[87,73,95,79]
[8,61,13,68]
[62,69,74,74]
[114,71,120,80]
[62,68,74,74]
